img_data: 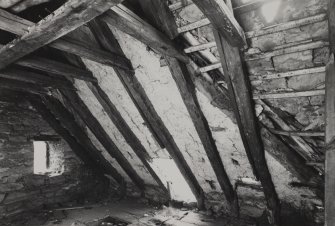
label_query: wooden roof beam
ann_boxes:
[192,0,246,47]
[0,0,125,70]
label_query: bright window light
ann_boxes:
[150,157,197,203]
[261,0,281,23]
[33,141,64,176]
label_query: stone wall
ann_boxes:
[0,97,109,219]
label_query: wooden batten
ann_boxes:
[0,0,125,70]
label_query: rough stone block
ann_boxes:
[246,57,275,75]
[267,97,310,116]
[313,47,330,65]
[287,72,325,91]
[252,78,288,92]
[273,50,314,72]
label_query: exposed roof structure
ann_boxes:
[0,0,333,225]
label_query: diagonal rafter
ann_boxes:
[137,0,238,211]
[197,0,281,224]
[0,0,125,70]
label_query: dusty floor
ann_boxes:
[1,199,256,226]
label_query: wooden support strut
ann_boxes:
[0,0,125,70]
[59,88,146,191]
[89,18,205,207]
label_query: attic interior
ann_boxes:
[0,0,333,225]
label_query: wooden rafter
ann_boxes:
[89,18,205,207]
[192,0,246,46]
[137,0,237,210]
[59,88,146,191]
[326,0,335,223]
[0,0,125,70]
[166,57,238,208]
[29,94,125,185]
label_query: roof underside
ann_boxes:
[0,0,331,224]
